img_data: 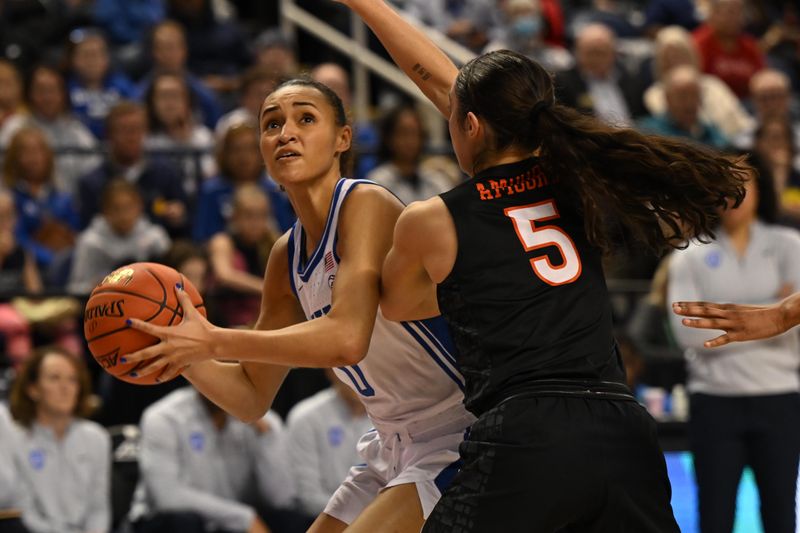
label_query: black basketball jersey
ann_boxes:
[437,157,625,416]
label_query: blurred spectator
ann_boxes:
[734,69,800,154]
[644,0,701,35]
[64,28,136,140]
[92,0,165,52]
[484,0,573,73]
[751,118,800,227]
[166,0,252,95]
[0,189,43,296]
[128,387,294,533]
[286,369,372,518]
[692,0,765,99]
[645,26,754,139]
[9,346,111,533]
[68,180,171,295]
[310,63,379,180]
[208,184,278,327]
[0,60,27,148]
[668,171,800,533]
[252,29,299,79]
[638,65,728,148]
[748,0,800,89]
[555,23,645,126]
[0,402,27,533]
[5,65,101,196]
[144,72,216,196]
[367,104,453,205]
[215,66,281,140]
[193,124,294,242]
[134,20,222,129]
[569,0,641,39]
[2,127,79,271]
[164,240,209,295]
[402,0,497,52]
[77,101,188,236]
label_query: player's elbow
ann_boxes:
[334,330,370,367]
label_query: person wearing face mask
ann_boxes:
[484,0,573,73]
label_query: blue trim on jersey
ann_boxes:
[413,318,459,369]
[330,179,393,264]
[286,223,299,299]
[297,179,347,283]
[434,459,462,494]
[401,322,465,391]
[339,365,376,397]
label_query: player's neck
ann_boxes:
[285,173,340,248]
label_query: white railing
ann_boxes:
[278,0,477,148]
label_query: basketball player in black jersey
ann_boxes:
[338,1,748,531]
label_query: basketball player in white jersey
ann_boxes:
[123,78,474,533]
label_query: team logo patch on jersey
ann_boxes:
[327,426,344,447]
[705,250,722,269]
[29,449,45,470]
[189,431,205,452]
[324,251,335,272]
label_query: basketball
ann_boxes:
[83,262,206,385]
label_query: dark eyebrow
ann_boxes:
[260,101,319,121]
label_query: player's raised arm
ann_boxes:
[335,0,458,118]
[672,291,800,347]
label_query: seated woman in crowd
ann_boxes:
[2,127,79,275]
[144,72,216,196]
[9,346,111,533]
[193,123,293,242]
[644,25,753,140]
[64,28,135,140]
[366,103,455,205]
[208,184,278,327]
[751,117,800,228]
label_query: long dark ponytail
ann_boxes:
[454,50,748,252]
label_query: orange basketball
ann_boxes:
[83,262,206,385]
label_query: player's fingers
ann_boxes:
[672,302,729,318]
[127,318,168,338]
[175,285,199,319]
[681,317,730,330]
[704,333,732,348]
[120,344,164,365]
[156,364,182,383]
[131,357,169,378]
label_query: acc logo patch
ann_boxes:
[704,251,722,269]
[103,268,135,286]
[29,449,45,470]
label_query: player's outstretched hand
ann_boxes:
[671,301,786,347]
[123,284,217,382]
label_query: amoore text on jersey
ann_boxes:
[475,165,556,201]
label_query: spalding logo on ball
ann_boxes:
[83,262,205,385]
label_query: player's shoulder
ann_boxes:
[396,196,450,237]
[342,179,405,211]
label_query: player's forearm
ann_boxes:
[210,313,372,368]
[183,361,275,423]
[779,291,800,333]
[343,0,458,117]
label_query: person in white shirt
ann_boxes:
[129,387,297,533]
[9,346,111,533]
[286,370,372,517]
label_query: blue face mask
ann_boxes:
[512,15,542,39]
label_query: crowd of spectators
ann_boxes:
[0,0,799,531]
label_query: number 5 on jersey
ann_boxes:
[505,200,582,286]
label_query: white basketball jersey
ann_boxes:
[288,179,470,431]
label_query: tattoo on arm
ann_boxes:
[412,63,432,82]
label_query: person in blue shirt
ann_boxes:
[639,65,728,149]
[1,127,79,271]
[193,124,294,243]
[65,28,136,139]
[93,0,165,48]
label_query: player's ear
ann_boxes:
[335,124,352,154]
[465,112,481,141]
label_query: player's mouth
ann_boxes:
[276,150,301,161]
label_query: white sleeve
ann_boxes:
[253,411,295,509]
[84,430,112,533]
[667,251,725,349]
[286,410,334,515]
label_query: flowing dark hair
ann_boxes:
[267,77,352,174]
[454,50,747,252]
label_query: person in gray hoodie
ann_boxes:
[67,179,170,295]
